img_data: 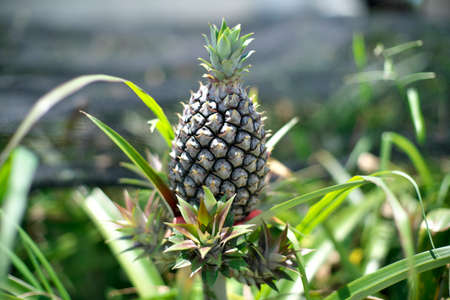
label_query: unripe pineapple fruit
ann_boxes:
[168,20,269,221]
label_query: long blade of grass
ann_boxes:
[124,81,174,146]
[380,132,433,189]
[0,291,22,300]
[0,244,42,290]
[0,156,12,204]
[0,74,174,168]
[361,176,418,296]
[0,148,38,283]
[437,173,450,207]
[382,40,423,57]
[82,112,178,216]
[18,228,71,300]
[352,33,372,105]
[406,88,426,144]
[297,188,354,236]
[315,150,364,204]
[388,170,436,249]
[250,180,366,223]
[279,190,385,300]
[286,229,311,300]
[119,162,146,178]
[266,117,299,153]
[324,246,450,300]
[79,188,164,298]
[20,236,53,296]
[352,33,367,70]
[398,72,435,87]
[1,275,39,296]
[345,136,372,170]
[119,178,154,189]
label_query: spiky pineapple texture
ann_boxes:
[227,224,298,291]
[165,187,254,285]
[163,187,297,289]
[168,20,269,221]
[113,190,172,265]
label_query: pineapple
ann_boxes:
[168,20,269,221]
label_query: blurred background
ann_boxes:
[1,0,449,299]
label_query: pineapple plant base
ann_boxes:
[168,20,269,222]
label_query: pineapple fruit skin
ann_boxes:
[168,81,269,221]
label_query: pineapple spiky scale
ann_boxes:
[169,19,268,221]
[169,81,269,221]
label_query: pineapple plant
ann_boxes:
[168,19,269,222]
[1,15,447,300]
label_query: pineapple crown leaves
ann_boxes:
[199,19,255,81]
[164,187,254,273]
[238,224,298,291]
[113,190,170,258]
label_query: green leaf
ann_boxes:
[0,148,38,284]
[276,191,384,298]
[20,235,52,295]
[221,225,254,245]
[202,187,217,213]
[297,186,355,235]
[315,150,364,204]
[0,74,174,169]
[199,246,213,259]
[0,244,42,290]
[79,188,164,298]
[406,88,426,144]
[437,173,450,206]
[119,178,153,188]
[216,196,234,234]
[217,35,231,58]
[165,240,197,252]
[324,246,450,300]
[361,176,417,295]
[398,72,435,87]
[252,180,366,223]
[380,132,433,189]
[286,228,311,300]
[266,117,299,153]
[197,198,211,227]
[352,33,367,70]
[382,40,423,57]
[0,156,12,203]
[345,136,372,170]
[18,228,71,300]
[202,268,218,287]
[167,223,200,243]
[124,81,174,146]
[81,111,178,216]
[177,197,198,225]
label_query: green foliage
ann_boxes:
[80,188,164,298]
[82,112,178,216]
[1,26,447,300]
[0,148,38,284]
[0,225,71,300]
[324,246,450,300]
[0,74,174,169]
[266,117,299,153]
[380,132,433,188]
